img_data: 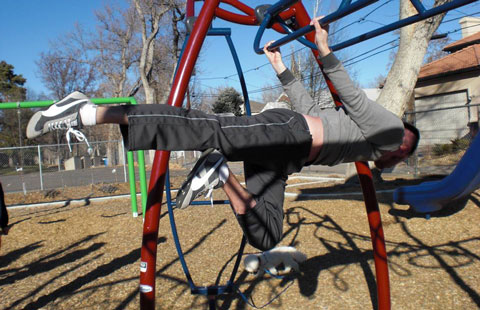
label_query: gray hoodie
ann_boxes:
[277,52,404,166]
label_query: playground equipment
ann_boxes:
[140,0,474,310]
[139,0,476,309]
[394,132,480,215]
[162,26,251,309]
[0,97,149,217]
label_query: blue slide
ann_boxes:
[394,132,480,213]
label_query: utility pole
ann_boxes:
[17,108,23,167]
[17,108,22,147]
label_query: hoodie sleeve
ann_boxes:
[318,52,404,151]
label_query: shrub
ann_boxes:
[432,137,471,156]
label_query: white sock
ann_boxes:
[218,162,229,185]
[79,103,97,126]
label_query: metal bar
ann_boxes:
[165,169,196,289]
[137,150,147,215]
[355,161,391,310]
[128,97,148,215]
[207,28,232,36]
[409,0,426,15]
[121,140,127,183]
[139,0,220,308]
[37,145,44,191]
[267,0,300,17]
[256,0,476,54]
[225,34,251,115]
[126,150,138,217]
[255,0,377,54]
[293,5,391,310]
[339,0,354,10]
[0,97,137,109]
[187,0,195,17]
[331,0,477,51]
[214,7,257,25]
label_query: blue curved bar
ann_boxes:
[276,17,316,50]
[253,13,273,54]
[266,0,300,17]
[254,0,477,54]
[225,34,251,115]
[254,0,374,54]
[163,26,252,299]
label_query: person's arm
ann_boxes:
[263,42,316,114]
[311,18,404,151]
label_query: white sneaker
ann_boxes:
[176,149,228,209]
[26,91,92,139]
[26,91,94,154]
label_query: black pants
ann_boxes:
[120,104,312,250]
[0,182,8,233]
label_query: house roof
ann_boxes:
[247,100,265,113]
[418,44,480,80]
[443,31,480,52]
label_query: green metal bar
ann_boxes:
[0,101,53,109]
[0,97,134,109]
[0,97,148,218]
[92,97,134,104]
[137,150,147,216]
[127,150,139,217]
[126,97,148,216]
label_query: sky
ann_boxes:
[1,0,480,103]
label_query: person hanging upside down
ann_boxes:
[26,18,419,251]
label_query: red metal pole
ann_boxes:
[355,161,391,310]
[139,0,220,309]
[293,4,391,310]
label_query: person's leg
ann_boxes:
[96,105,128,125]
[27,92,312,165]
[222,170,257,214]
[118,105,313,164]
[235,162,288,251]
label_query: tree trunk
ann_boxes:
[377,0,450,117]
[134,0,171,105]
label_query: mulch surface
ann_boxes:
[1,171,479,310]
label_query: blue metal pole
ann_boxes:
[225,34,251,115]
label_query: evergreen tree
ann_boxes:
[0,61,26,102]
[0,61,33,148]
[212,87,243,116]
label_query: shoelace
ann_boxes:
[66,128,93,155]
[204,188,215,208]
[48,121,68,131]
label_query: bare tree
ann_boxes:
[156,4,186,104]
[377,0,451,116]
[91,4,140,97]
[133,0,174,104]
[261,84,283,104]
[36,49,97,99]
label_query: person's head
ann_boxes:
[374,122,420,169]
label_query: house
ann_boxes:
[414,17,480,147]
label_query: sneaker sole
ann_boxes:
[176,149,224,209]
[26,111,44,139]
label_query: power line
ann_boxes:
[197,0,398,82]
[193,12,480,98]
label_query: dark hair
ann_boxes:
[403,122,420,155]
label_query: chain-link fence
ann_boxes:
[0,140,129,194]
[399,103,477,176]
